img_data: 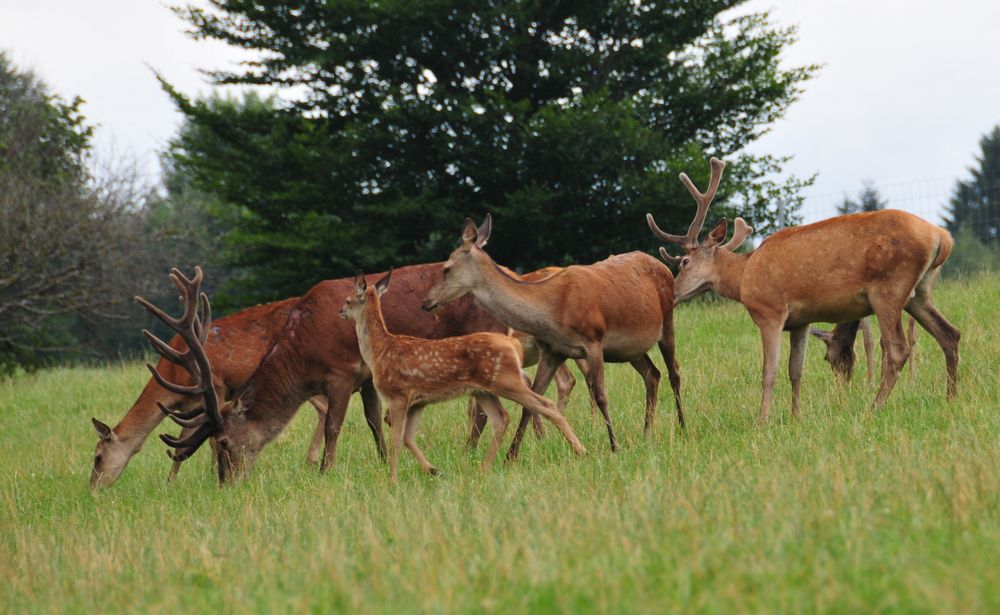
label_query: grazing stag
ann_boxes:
[423,215,683,460]
[89,296,365,490]
[647,157,959,421]
[342,270,587,481]
[811,317,917,384]
[150,263,520,483]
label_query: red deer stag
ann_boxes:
[341,270,587,481]
[647,157,960,421]
[149,262,536,483]
[89,296,374,490]
[422,215,684,460]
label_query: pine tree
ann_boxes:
[946,126,1000,245]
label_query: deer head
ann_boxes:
[646,158,753,302]
[90,417,130,490]
[421,215,492,312]
[340,269,393,322]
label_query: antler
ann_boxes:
[647,157,727,250]
[721,217,753,252]
[134,267,222,461]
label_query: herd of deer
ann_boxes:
[90,157,961,488]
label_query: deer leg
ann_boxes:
[583,351,617,452]
[553,363,576,415]
[402,405,439,476]
[788,325,809,418]
[507,350,563,461]
[499,378,586,457]
[386,400,407,483]
[861,317,875,383]
[466,397,489,449]
[319,381,353,473]
[757,321,784,423]
[359,380,387,460]
[658,319,684,430]
[906,316,918,378]
[474,393,510,472]
[905,301,960,399]
[305,395,329,465]
[629,355,661,435]
[575,359,599,418]
[870,305,911,408]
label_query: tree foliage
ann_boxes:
[0,53,167,372]
[837,180,886,215]
[946,125,1000,246]
[166,0,817,306]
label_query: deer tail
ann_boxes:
[931,227,954,270]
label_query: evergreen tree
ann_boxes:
[946,126,1000,245]
[837,180,886,215]
[166,0,817,306]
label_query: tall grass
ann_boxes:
[1,275,998,613]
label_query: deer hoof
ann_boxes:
[429,467,443,477]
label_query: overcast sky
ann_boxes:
[3,0,998,222]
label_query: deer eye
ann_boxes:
[94,454,102,466]
[442,267,450,278]
[681,257,691,269]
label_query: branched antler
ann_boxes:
[647,157,727,250]
[134,267,221,461]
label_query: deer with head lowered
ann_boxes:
[89,295,365,490]
[647,157,960,421]
[341,270,587,481]
[422,215,686,460]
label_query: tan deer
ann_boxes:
[647,157,960,421]
[341,270,587,481]
[422,215,684,460]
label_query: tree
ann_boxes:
[0,53,162,372]
[946,125,1000,246]
[166,1,817,306]
[837,180,886,215]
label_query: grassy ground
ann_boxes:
[1,274,998,613]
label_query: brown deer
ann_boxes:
[89,296,370,490]
[422,215,684,460]
[647,157,960,421]
[341,270,587,481]
[811,316,917,384]
[467,265,662,445]
[148,262,539,483]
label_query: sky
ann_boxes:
[2,0,998,222]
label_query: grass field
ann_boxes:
[2,274,998,613]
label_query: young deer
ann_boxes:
[423,215,683,460]
[341,270,587,481]
[647,157,960,421]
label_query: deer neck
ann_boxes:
[470,261,558,336]
[113,385,174,453]
[714,249,749,302]
[356,297,391,369]
[240,338,314,442]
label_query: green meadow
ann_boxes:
[2,275,998,613]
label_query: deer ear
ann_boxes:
[809,328,834,345]
[461,218,478,250]
[374,268,392,297]
[233,385,255,417]
[92,418,114,441]
[476,213,492,248]
[703,217,728,247]
[353,270,367,297]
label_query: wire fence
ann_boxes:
[798,177,954,226]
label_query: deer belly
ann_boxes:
[786,293,872,328]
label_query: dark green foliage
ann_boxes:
[946,125,1000,246]
[166,0,817,306]
[837,180,887,215]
